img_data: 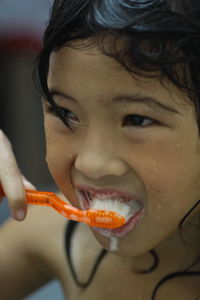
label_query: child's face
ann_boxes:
[44,44,200,257]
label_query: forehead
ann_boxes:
[48,45,126,83]
[48,45,191,109]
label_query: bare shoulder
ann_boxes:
[24,203,69,276]
[0,198,68,299]
[2,204,66,268]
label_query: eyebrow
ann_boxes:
[49,88,180,115]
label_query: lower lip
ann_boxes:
[94,208,144,238]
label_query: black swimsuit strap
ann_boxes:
[65,220,107,288]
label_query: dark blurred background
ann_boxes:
[0,0,55,188]
[0,1,64,299]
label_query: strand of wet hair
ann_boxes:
[137,250,159,274]
[151,270,200,300]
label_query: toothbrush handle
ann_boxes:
[0,186,126,229]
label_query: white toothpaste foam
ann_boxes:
[110,237,119,251]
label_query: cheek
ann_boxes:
[44,119,73,180]
[125,138,200,226]
[45,130,79,204]
[143,156,200,228]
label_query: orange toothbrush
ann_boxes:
[0,188,125,229]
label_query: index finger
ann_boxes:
[0,130,27,220]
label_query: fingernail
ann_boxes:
[14,208,26,221]
[23,180,36,190]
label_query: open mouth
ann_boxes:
[75,188,144,237]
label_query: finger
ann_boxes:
[0,130,27,221]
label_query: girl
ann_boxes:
[1,0,200,299]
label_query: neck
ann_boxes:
[125,216,200,275]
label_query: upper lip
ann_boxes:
[75,184,142,201]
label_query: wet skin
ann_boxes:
[44,44,200,261]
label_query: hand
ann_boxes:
[0,130,36,221]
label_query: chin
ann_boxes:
[91,227,146,258]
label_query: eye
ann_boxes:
[59,107,79,124]
[46,104,79,130]
[123,115,156,127]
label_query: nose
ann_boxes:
[74,133,128,180]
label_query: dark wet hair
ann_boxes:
[36,0,200,130]
[35,0,200,299]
